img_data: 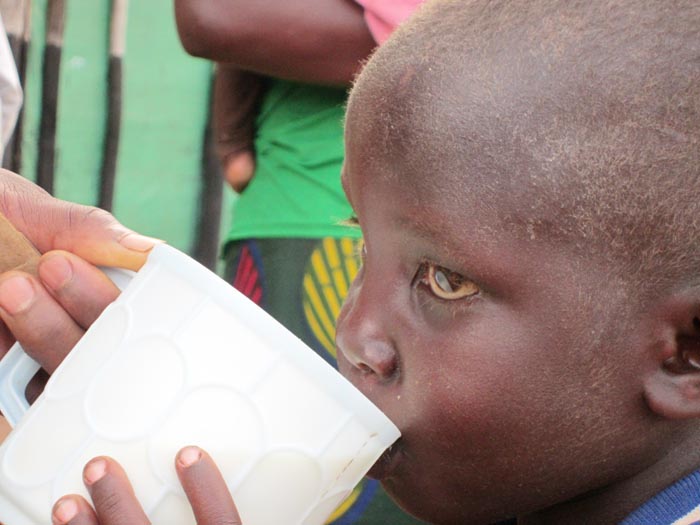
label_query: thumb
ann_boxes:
[0,169,162,271]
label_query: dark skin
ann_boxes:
[174,0,375,85]
[22,130,700,523]
[175,0,375,191]
[335,0,700,522]
[0,170,156,368]
[338,101,700,523]
[4,1,700,524]
[0,170,156,437]
[211,66,261,193]
[50,448,241,525]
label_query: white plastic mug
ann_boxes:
[0,244,399,525]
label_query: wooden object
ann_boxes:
[0,211,39,275]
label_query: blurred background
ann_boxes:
[2,0,230,271]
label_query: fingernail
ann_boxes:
[39,255,73,291]
[53,497,78,524]
[119,233,164,252]
[177,446,202,468]
[83,458,107,485]
[0,275,35,315]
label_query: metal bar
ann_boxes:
[98,0,128,211]
[192,71,224,271]
[36,0,66,194]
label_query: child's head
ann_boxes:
[335,1,700,523]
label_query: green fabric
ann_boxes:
[225,79,361,242]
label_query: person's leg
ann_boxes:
[224,237,317,339]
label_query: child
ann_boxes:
[7,0,700,523]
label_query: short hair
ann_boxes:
[348,0,700,301]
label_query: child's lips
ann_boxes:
[366,438,403,480]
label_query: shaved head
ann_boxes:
[348,0,700,299]
[339,3,700,521]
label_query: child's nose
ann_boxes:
[339,337,398,379]
[336,288,398,380]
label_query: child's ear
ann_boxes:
[644,297,700,420]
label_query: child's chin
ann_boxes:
[366,438,402,479]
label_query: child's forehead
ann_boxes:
[344,124,566,272]
[346,49,556,207]
[346,77,541,222]
[346,0,699,281]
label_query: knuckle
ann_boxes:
[93,488,124,517]
[213,514,241,525]
[52,203,125,249]
[197,505,241,525]
[77,205,116,228]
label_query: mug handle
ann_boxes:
[0,266,135,427]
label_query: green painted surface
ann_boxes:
[17,0,46,184]
[16,0,233,263]
[55,0,110,205]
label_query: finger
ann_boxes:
[0,271,83,373]
[176,446,242,525]
[49,206,163,271]
[38,251,120,329]
[0,415,11,442]
[83,457,150,525]
[0,169,162,271]
[52,495,99,525]
[0,300,49,405]
[0,319,15,355]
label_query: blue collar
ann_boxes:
[620,470,700,525]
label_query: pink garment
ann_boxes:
[355,0,426,44]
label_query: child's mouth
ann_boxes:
[366,438,403,480]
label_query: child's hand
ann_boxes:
[52,446,242,525]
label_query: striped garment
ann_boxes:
[621,470,700,525]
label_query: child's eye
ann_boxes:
[419,263,479,300]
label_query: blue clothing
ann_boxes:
[621,470,700,525]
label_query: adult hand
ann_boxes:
[223,151,256,193]
[51,447,242,525]
[0,169,159,270]
[0,170,161,379]
[0,250,122,375]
